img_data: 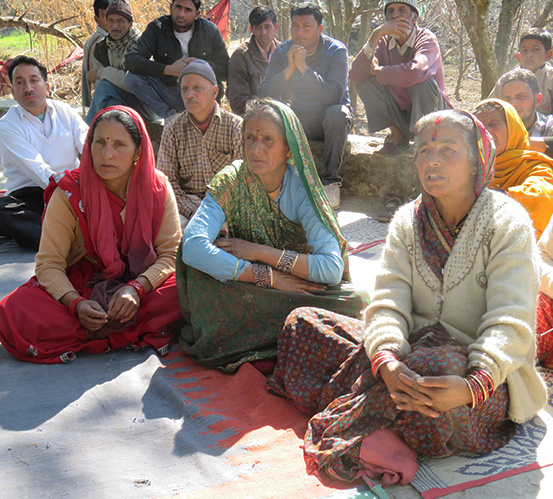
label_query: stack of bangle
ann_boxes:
[371,350,399,379]
[464,369,495,409]
[127,279,145,300]
[69,296,86,315]
[252,263,273,288]
[276,250,299,274]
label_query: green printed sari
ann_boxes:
[177,99,369,373]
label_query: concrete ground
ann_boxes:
[0,176,552,497]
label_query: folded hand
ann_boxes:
[393,374,472,416]
[215,238,261,261]
[272,270,326,294]
[107,286,140,323]
[75,300,108,331]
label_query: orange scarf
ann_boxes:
[481,99,553,237]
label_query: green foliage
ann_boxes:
[0,29,31,57]
[0,28,69,62]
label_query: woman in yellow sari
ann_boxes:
[474,98,553,237]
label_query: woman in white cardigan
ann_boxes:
[267,110,547,485]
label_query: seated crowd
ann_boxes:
[2,0,553,491]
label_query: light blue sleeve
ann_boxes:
[180,194,250,282]
[279,168,344,285]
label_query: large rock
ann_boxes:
[308,135,420,201]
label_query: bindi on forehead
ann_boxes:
[252,109,266,133]
[430,116,442,141]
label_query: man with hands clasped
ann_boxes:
[258,2,352,210]
[349,0,451,157]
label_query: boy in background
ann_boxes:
[490,28,553,115]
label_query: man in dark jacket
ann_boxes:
[227,6,280,115]
[125,0,228,118]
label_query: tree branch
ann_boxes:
[0,15,83,48]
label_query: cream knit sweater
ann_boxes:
[364,189,547,423]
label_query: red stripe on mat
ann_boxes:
[347,240,385,255]
[421,461,553,498]
[161,352,358,499]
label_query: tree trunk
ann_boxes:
[453,0,498,98]
[533,0,553,27]
[494,0,523,74]
[454,22,466,100]
[264,0,290,40]
[319,0,379,46]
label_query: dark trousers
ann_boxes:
[85,80,157,125]
[0,187,44,249]
[356,76,449,139]
[295,104,353,185]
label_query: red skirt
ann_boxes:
[536,291,553,368]
[0,269,181,364]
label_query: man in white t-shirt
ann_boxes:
[0,56,88,249]
[125,0,229,118]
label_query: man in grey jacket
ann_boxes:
[125,0,228,118]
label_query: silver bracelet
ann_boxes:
[275,250,298,274]
[252,263,273,288]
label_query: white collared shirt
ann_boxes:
[0,99,88,194]
[388,25,418,56]
[364,25,418,59]
[254,37,277,62]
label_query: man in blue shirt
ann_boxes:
[258,2,351,209]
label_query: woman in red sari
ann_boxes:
[0,106,182,363]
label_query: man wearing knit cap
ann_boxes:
[125,0,229,119]
[86,0,155,124]
[350,0,451,157]
[157,59,242,228]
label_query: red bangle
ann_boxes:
[69,297,86,316]
[127,279,145,300]
[371,350,399,379]
[464,369,495,408]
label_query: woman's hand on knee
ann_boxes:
[272,270,326,294]
[75,300,108,331]
[107,286,140,323]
